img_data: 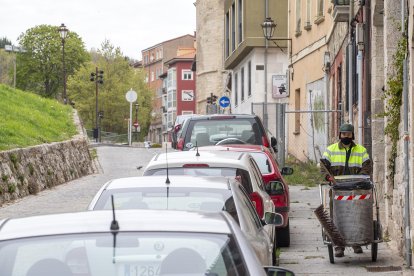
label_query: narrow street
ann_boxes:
[0,146,411,275]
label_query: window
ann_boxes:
[294,89,300,134]
[167,68,176,88]
[238,0,243,44]
[317,0,324,16]
[182,70,193,80]
[231,3,236,52]
[295,0,302,35]
[225,12,230,57]
[305,0,311,27]
[234,73,238,106]
[241,67,245,101]
[248,61,252,96]
[151,71,154,82]
[173,90,177,108]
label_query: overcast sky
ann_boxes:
[0,0,196,60]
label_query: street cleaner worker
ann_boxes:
[321,123,372,257]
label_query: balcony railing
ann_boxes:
[332,0,350,22]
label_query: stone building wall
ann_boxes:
[195,0,225,114]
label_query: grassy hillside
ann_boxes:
[0,84,77,151]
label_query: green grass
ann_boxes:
[283,156,324,187]
[0,84,77,151]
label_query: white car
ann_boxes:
[88,175,280,266]
[0,209,294,276]
[143,151,278,252]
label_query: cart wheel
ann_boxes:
[328,244,334,264]
[371,221,378,262]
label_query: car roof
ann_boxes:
[185,114,258,121]
[104,175,233,190]
[146,150,251,170]
[197,144,268,153]
[0,209,231,240]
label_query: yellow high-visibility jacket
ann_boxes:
[322,141,372,176]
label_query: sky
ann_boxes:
[0,0,196,60]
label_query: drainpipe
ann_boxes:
[264,0,269,129]
[348,0,354,123]
[402,0,412,267]
[357,48,363,144]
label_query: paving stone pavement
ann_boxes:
[279,185,413,275]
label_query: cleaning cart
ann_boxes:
[316,175,383,263]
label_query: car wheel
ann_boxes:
[276,219,290,247]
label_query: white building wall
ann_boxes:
[230,47,288,137]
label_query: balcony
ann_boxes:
[332,0,350,22]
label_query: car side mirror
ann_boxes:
[281,167,294,175]
[263,212,283,227]
[264,266,295,276]
[268,181,285,196]
[174,124,181,132]
[270,136,277,147]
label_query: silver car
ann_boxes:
[88,175,279,266]
[0,209,294,276]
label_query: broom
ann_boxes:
[314,204,346,246]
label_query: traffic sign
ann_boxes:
[125,89,137,102]
[219,96,230,108]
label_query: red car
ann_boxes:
[198,145,293,247]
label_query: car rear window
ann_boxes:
[184,118,263,149]
[249,152,272,174]
[144,168,254,194]
[95,187,232,212]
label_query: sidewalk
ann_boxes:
[279,185,412,275]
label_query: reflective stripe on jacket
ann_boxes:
[322,142,372,176]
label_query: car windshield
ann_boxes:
[0,232,248,276]
[94,187,232,212]
[249,152,272,174]
[144,168,254,194]
[185,118,262,149]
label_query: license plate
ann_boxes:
[123,264,160,276]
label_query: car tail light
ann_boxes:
[262,136,269,147]
[177,138,184,150]
[271,194,287,208]
[250,192,264,218]
[182,164,210,168]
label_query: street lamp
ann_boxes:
[58,23,68,104]
[135,103,140,141]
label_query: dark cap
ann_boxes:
[339,123,354,132]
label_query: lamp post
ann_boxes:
[58,23,68,104]
[135,103,139,141]
[261,16,293,130]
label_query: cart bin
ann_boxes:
[332,179,373,244]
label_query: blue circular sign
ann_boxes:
[219,96,230,108]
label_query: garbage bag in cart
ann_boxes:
[332,178,373,245]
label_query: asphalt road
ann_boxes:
[0,145,412,275]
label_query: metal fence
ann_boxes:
[86,129,129,144]
[252,102,342,166]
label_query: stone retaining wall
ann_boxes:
[0,138,95,206]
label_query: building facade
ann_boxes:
[161,49,197,141]
[141,34,195,143]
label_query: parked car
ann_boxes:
[197,144,294,247]
[0,209,294,276]
[172,114,278,156]
[144,141,152,148]
[170,114,201,148]
[88,175,281,265]
[143,150,279,251]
